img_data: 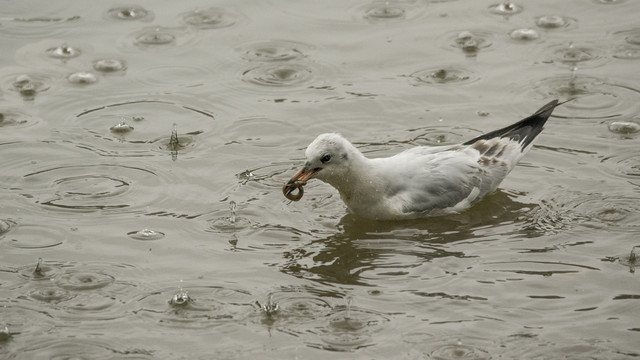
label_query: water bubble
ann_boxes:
[104,6,154,21]
[93,58,127,73]
[489,1,523,15]
[45,43,81,59]
[128,228,165,241]
[67,71,97,85]
[510,28,539,41]
[608,121,640,135]
[535,15,570,29]
[110,121,134,134]
[8,73,51,99]
[451,30,492,55]
[179,7,240,29]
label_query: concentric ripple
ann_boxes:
[121,26,195,51]
[429,339,492,360]
[17,258,64,280]
[10,337,154,360]
[134,284,254,329]
[237,40,314,62]
[527,190,640,233]
[65,98,215,158]
[104,5,154,22]
[0,14,81,39]
[0,71,53,100]
[22,163,160,213]
[241,63,314,88]
[179,7,242,29]
[409,66,478,86]
[612,28,640,60]
[353,0,427,23]
[531,74,640,119]
[601,147,640,180]
[56,269,115,290]
[5,223,66,249]
[0,107,41,128]
[543,43,609,68]
[311,305,390,351]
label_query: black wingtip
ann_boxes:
[463,99,566,149]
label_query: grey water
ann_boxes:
[1,0,639,358]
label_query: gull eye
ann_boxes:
[320,154,331,164]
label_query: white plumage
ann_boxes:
[284,100,561,220]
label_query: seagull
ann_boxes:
[283,100,563,220]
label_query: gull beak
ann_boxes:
[287,166,319,185]
[282,166,319,201]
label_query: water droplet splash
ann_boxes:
[608,121,640,135]
[0,326,11,342]
[510,28,539,41]
[489,1,523,15]
[128,228,165,241]
[67,71,97,85]
[410,66,477,85]
[451,30,492,55]
[110,121,134,134]
[93,58,127,73]
[33,257,45,277]
[105,6,154,21]
[11,74,48,99]
[169,281,193,306]
[535,15,572,29]
[228,201,237,224]
[46,43,81,59]
[256,295,280,316]
[180,7,241,29]
[135,27,176,46]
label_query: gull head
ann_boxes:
[284,133,357,198]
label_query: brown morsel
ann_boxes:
[282,181,305,201]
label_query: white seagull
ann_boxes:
[283,100,562,220]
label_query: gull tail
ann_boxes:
[463,99,566,151]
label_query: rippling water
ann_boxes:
[1,0,639,358]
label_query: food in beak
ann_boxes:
[282,180,305,201]
[282,167,318,201]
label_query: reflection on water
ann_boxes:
[1,0,639,358]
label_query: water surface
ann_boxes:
[1,0,639,358]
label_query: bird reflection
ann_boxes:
[281,190,538,286]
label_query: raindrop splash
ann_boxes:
[46,43,81,59]
[256,295,280,316]
[229,201,237,224]
[110,121,134,134]
[128,228,165,241]
[67,71,97,85]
